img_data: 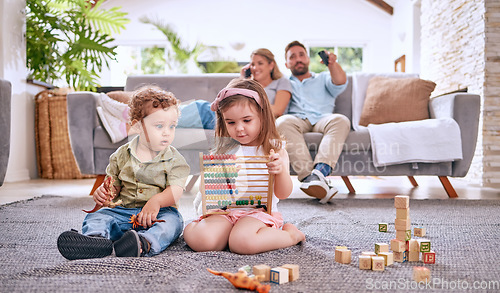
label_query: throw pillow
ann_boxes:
[359,76,436,126]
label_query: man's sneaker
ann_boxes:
[319,185,339,204]
[300,169,330,200]
[57,229,113,260]
[114,230,151,257]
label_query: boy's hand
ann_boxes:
[267,149,284,175]
[93,185,110,206]
[136,200,161,228]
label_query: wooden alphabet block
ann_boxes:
[281,264,299,281]
[270,267,289,284]
[335,249,352,264]
[391,239,406,252]
[359,255,372,270]
[393,251,408,263]
[252,264,271,282]
[423,251,436,264]
[372,256,385,271]
[375,243,389,254]
[378,252,394,266]
[413,266,431,283]
[394,195,409,209]
[396,208,410,219]
[396,230,411,241]
[334,247,348,263]
[408,239,420,252]
[408,250,420,262]
[378,223,388,232]
[414,227,426,237]
[418,239,431,252]
[395,218,411,230]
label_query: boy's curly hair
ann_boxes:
[128,85,180,125]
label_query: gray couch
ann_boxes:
[0,78,11,186]
[67,74,480,197]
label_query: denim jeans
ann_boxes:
[82,206,183,256]
[178,100,215,129]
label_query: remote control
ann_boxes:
[318,50,329,66]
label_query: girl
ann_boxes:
[183,79,305,255]
[57,86,190,259]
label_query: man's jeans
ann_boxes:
[82,206,183,256]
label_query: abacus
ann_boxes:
[199,152,274,215]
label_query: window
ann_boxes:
[309,46,363,74]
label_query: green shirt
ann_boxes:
[106,136,190,209]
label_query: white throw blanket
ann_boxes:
[351,73,463,167]
[368,118,463,167]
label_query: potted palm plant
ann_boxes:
[26,0,129,90]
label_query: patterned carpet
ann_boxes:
[0,195,499,292]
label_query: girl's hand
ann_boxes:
[136,199,161,228]
[267,149,284,175]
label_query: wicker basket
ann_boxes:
[35,89,94,179]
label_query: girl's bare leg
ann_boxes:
[183,215,233,252]
[228,217,305,255]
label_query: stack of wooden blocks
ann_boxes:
[252,264,299,285]
[357,195,436,273]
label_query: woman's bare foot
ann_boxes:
[283,223,306,244]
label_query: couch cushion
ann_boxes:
[359,76,436,126]
[303,128,371,152]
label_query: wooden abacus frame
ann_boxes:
[199,152,274,215]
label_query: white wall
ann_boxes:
[100,0,401,86]
[0,0,37,182]
[391,0,421,74]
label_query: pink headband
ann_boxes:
[210,88,261,111]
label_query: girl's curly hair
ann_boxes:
[128,85,180,125]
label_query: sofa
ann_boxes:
[0,78,12,186]
[67,73,480,197]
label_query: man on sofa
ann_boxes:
[276,41,350,203]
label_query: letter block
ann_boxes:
[395,218,411,230]
[375,243,389,254]
[252,264,271,282]
[408,250,420,262]
[378,223,388,232]
[390,239,406,252]
[281,264,299,281]
[423,251,436,264]
[396,208,410,219]
[408,239,420,252]
[396,230,411,241]
[393,251,408,263]
[372,256,385,271]
[359,255,372,270]
[378,252,394,266]
[414,227,426,237]
[394,195,409,209]
[418,239,431,252]
[270,267,289,284]
[335,249,351,264]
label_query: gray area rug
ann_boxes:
[1,195,499,292]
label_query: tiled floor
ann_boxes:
[1,175,499,206]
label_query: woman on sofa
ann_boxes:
[241,48,292,117]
